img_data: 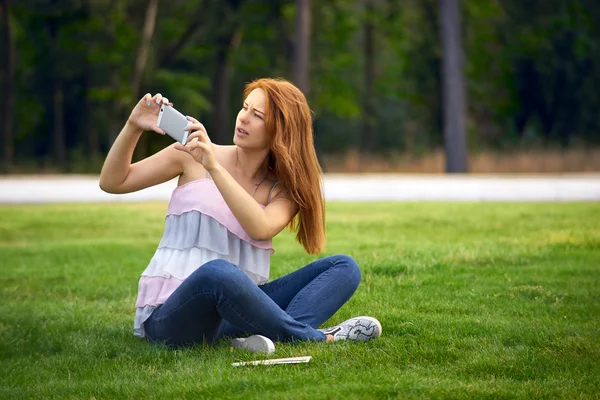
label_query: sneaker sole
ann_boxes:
[231,335,275,354]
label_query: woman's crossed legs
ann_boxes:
[144,255,362,347]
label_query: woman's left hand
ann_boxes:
[174,116,219,172]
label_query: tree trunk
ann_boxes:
[439,0,468,173]
[212,44,231,145]
[131,0,158,97]
[212,29,241,145]
[293,0,311,94]
[361,0,375,156]
[53,80,66,169]
[108,69,122,146]
[81,0,98,165]
[104,0,122,148]
[48,3,66,169]
[0,0,15,172]
[210,0,245,145]
[132,0,159,160]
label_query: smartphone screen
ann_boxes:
[157,105,190,145]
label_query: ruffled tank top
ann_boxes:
[133,174,279,337]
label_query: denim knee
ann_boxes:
[189,259,240,285]
[331,254,362,289]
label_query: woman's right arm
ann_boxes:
[99,93,186,194]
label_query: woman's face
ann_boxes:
[233,88,269,150]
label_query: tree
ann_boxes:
[158,1,207,69]
[293,0,311,94]
[48,0,66,168]
[132,0,159,159]
[439,0,468,173]
[3,0,600,173]
[211,0,244,145]
[0,0,15,171]
[361,0,376,155]
[131,0,158,98]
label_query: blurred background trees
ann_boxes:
[0,0,599,173]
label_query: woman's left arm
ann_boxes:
[175,118,298,241]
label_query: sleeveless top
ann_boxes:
[133,175,280,337]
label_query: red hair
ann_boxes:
[244,78,325,254]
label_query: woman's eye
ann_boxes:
[255,113,263,119]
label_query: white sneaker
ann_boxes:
[231,335,275,354]
[319,316,382,342]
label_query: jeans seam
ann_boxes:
[152,290,217,322]
[263,277,295,297]
[220,296,266,334]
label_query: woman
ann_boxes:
[100,78,381,352]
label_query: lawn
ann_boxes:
[1,202,599,399]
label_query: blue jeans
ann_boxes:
[144,254,361,347]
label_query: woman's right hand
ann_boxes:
[127,93,172,134]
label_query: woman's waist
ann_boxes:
[140,247,270,281]
[161,210,274,253]
[135,251,269,307]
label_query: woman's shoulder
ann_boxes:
[181,144,234,170]
[263,173,287,204]
[213,144,236,166]
[212,144,236,153]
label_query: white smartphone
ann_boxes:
[157,105,190,145]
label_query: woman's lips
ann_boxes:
[236,128,249,136]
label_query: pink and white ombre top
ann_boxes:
[133,177,275,337]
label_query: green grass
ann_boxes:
[1,202,599,399]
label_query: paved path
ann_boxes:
[0,174,599,203]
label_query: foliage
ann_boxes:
[1,0,600,170]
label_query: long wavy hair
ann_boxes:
[243,78,325,254]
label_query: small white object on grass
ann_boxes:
[231,356,312,367]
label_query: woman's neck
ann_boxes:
[235,146,270,182]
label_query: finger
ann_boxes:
[186,130,203,140]
[184,137,200,149]
[188,141,210,152]
[185,137,208,150]
[187,123,209,138]
[142,93,153,107]
[149,124,165,135]
[186,115,200,124]
[162,97,169,105]
[154,93,163,104]
[186,127,205,140]
[187,122,206,131]
[174,143,187,152]
[186,130,210,144]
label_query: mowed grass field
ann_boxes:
[1,202,599,399]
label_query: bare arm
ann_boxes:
[209,164,298,240]
[99,93,185,194]
[175,118,298,240]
